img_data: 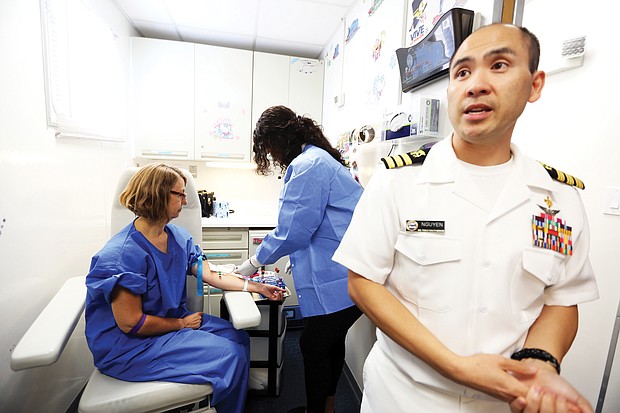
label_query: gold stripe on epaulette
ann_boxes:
[382,149,428,169]
[395,154,405,167]
[539,162,585,190]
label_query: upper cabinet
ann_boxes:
[252,52,324,129]
[195,44,253,162]
[252,52,290,128]
[131,37,195,160]
[288,57,324,123]
[131,38,324,161]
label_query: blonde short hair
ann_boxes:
[119,164,186,222]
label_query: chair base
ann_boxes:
[78,369,215,413]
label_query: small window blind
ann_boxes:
[40,0,125,141]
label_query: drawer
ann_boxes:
[250,331,285,363]
[250,365,283,394]
[248,303,284,332]
[203,249,248,266]
[202,228,249,250]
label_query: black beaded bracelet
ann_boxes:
[511,348,561,374]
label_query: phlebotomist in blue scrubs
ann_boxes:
[85,163,284,413]
[235,105,364,413]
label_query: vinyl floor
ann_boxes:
[243,327,362,413]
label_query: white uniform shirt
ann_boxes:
[333,137,599,399]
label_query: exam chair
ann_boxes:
[10,166,261,413]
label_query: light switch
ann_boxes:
[611,190,620,209]
[604,187,620,216]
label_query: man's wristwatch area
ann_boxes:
[511,348,561,374]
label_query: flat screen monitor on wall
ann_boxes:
[396,8,475,93]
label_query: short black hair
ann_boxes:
[449,24,541,73]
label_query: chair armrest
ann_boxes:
[222,291,261,329]
[11,276,86,371]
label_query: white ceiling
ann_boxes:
[113,0,357,59]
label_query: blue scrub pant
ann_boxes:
[106,314,250,413]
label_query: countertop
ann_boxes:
[201,200,278,228]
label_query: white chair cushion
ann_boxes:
[223,291,262,329]
[78,369,213,413]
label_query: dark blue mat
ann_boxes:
[244,328,362,413]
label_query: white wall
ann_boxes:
[517,0,620,409]
[134,159,284,218]
[327,0,620,408]
[0,0,137,411]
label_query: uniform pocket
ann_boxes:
[512,247,567,322]
[395,233,461,265]
[522,247,566,285]
[394,233,462,312]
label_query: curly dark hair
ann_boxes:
[253,105,345,175]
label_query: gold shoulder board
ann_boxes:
[539,161,585,190]
[382,148,428,169]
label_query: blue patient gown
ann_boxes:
[85,222,249,413]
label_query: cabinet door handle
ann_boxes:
[200,152,245,160]
[141,150,189,157]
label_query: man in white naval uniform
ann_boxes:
[333,24,598,413]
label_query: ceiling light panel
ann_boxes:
[164,0,259,36]
[257,0,347,46]
[254,37,323,58]
[178,27,255,50]
[113,0,174,24]
[133,20,182,41]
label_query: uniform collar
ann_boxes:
[416,135,557,223]
[416,135,556,193]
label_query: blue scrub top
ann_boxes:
[255,144,363,317]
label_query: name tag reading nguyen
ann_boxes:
[406,220,445,233]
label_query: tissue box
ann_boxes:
[418,97,440,136]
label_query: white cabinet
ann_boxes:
[195,44,253,162]
[201,227,250,316]
[252,52,290,128]
[132,38,324,161]
[131,37,195,160]
[252,53,324,128]
[131,38,253,162]
[289,57,324,123]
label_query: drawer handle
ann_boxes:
[203,235,244,242]
[204,252,244,260]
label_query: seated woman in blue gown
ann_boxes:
[85,163,284,413]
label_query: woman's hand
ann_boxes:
[181,312,203,330]
[254,283,285,301]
